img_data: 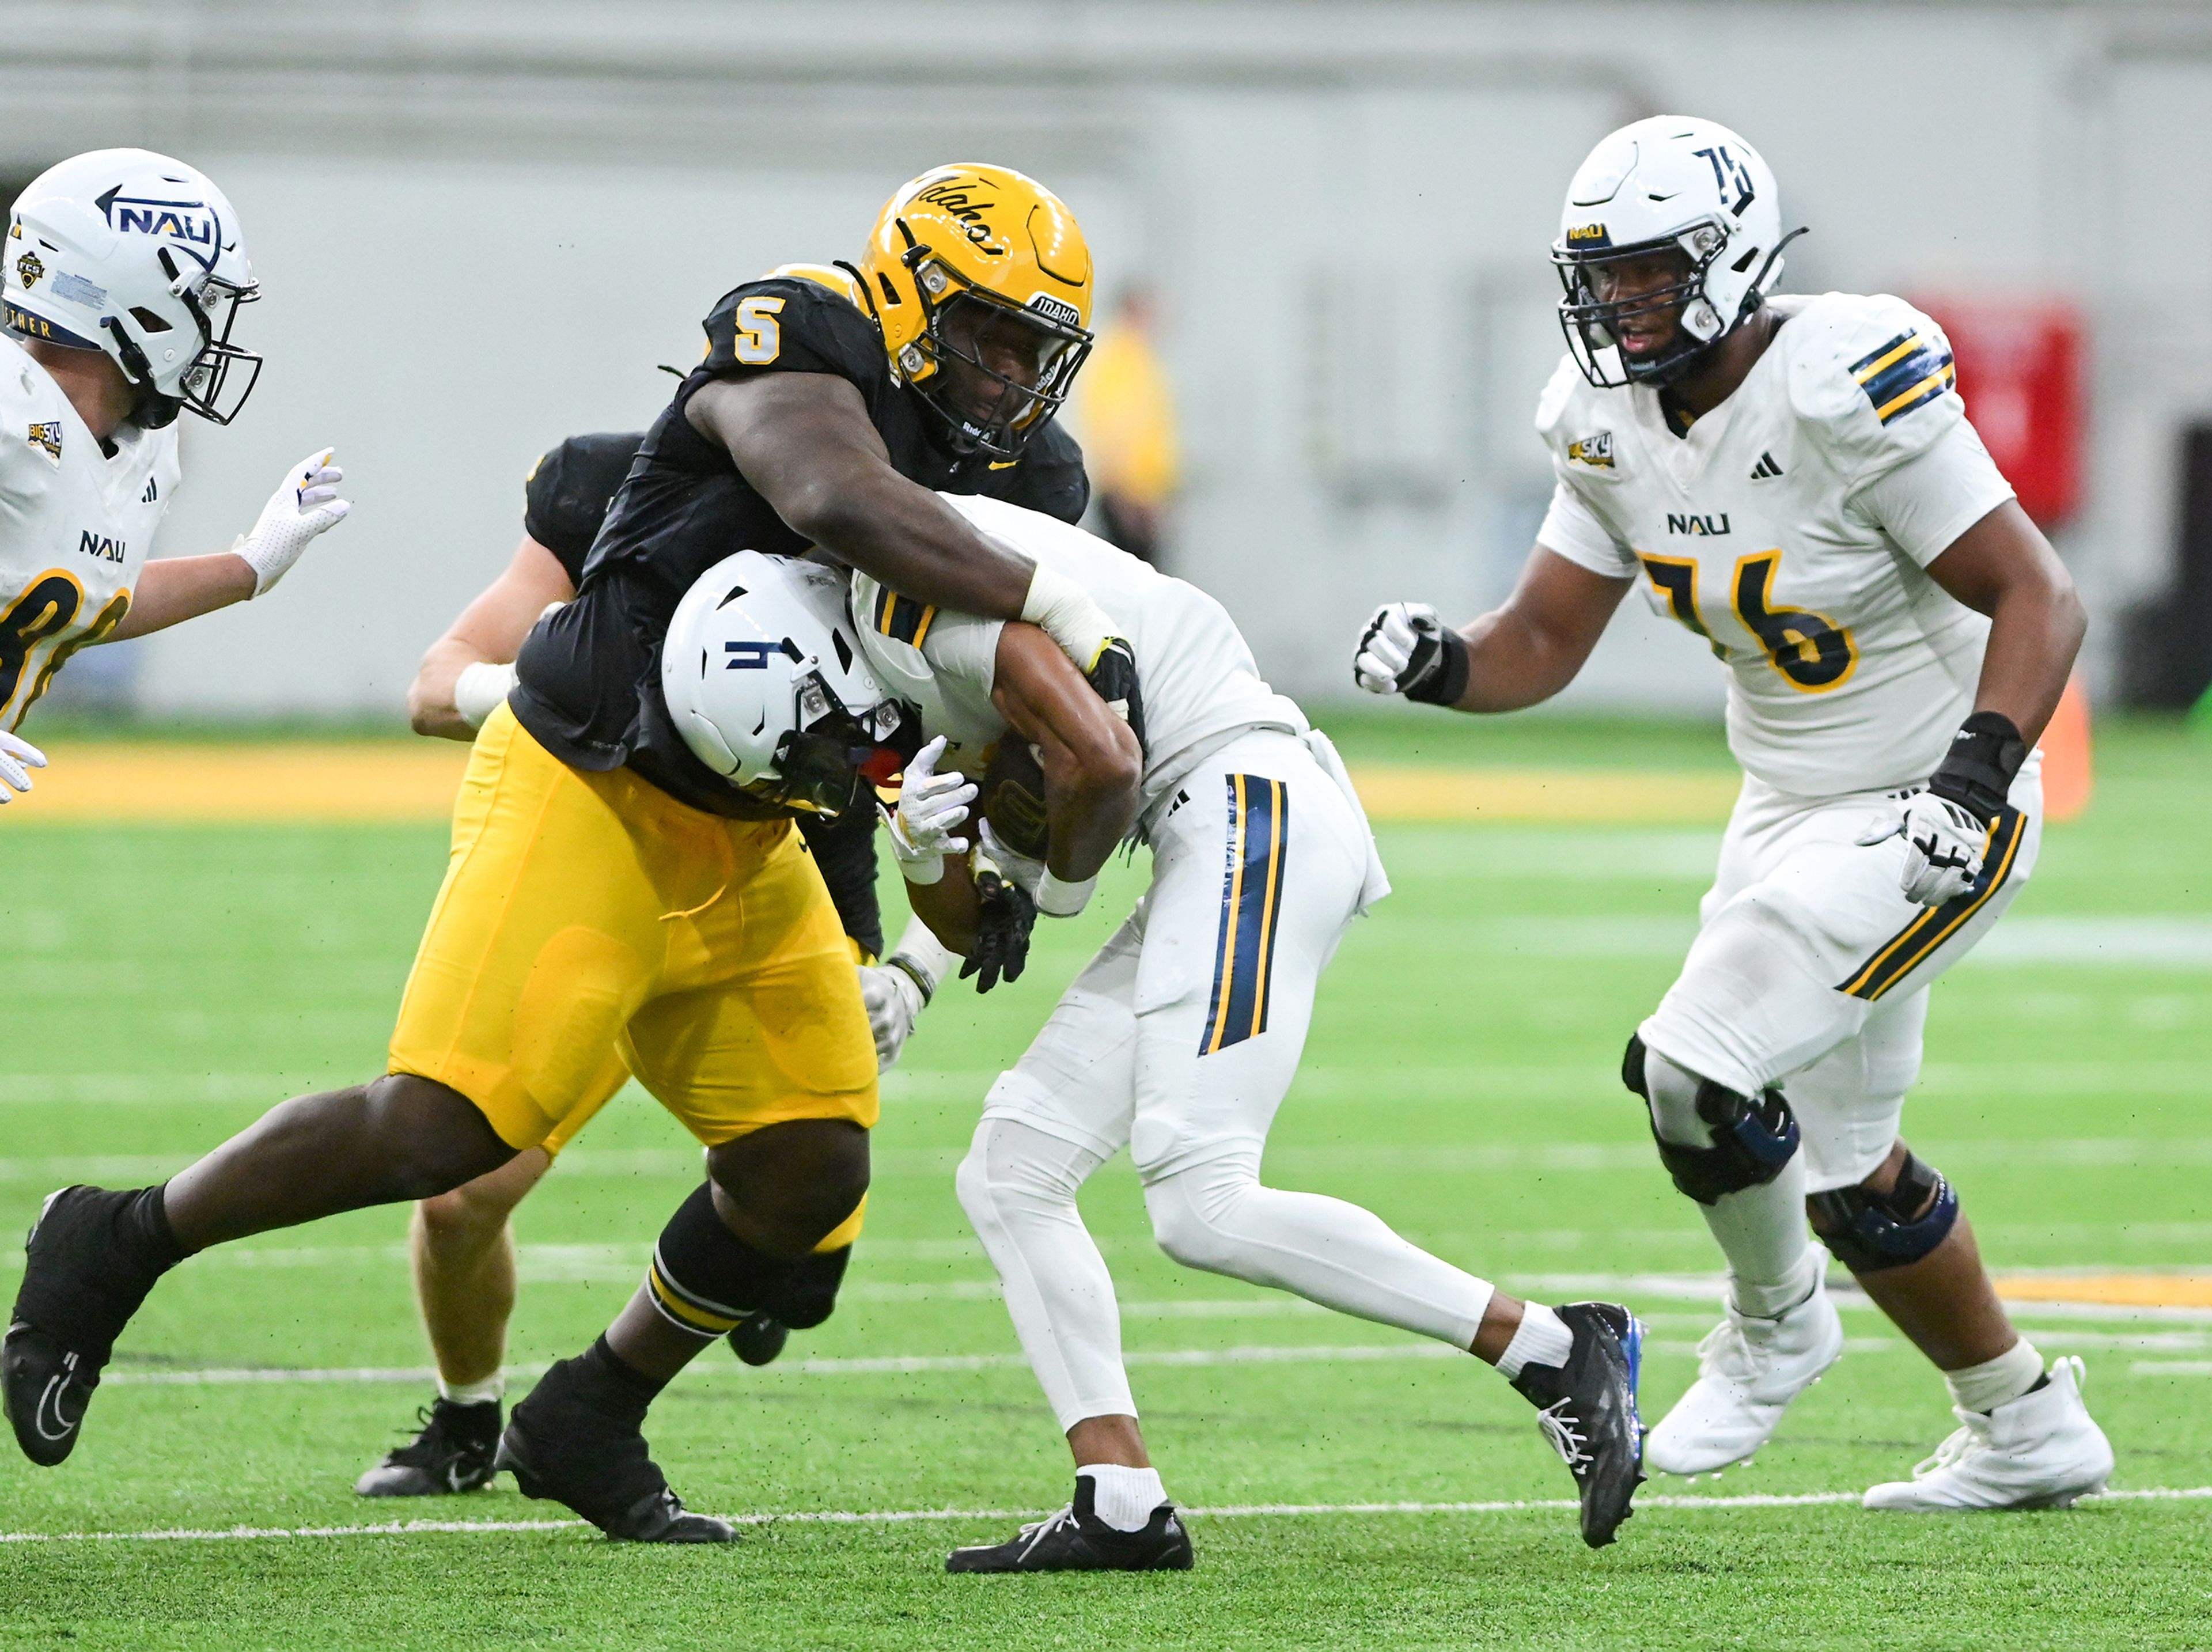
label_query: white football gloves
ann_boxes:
[885,736,975,885]
[232,448,351,596]
[1857,791,1990,907]
[858,960,926,1071]
[0,729,47,802]
[1353,601,1465,703]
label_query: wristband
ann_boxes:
[1927,710,2025,825]
[1033,867,1097,918]
[1406,628,1471,707]
[884,953,936,1009]
[453,661,518,729]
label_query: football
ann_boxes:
[978,736,1051,861]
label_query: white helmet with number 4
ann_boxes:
[1552,116,1800,389]
[5,148,262,428]
[662,551,915,815]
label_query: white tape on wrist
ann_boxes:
[1021,563,1117,668]
[453,661,518,729]
[1033,868,1097,918]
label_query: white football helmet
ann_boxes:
[661,551,914,814]
[4,148,261,427]
[1552,116,1799,389]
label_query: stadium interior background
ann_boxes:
[5,0,2212,721]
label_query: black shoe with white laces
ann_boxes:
[945,1477,1194,1573]
[355,1397,502,1496]
[5,1186,177,1468]
[494,1352,736,1543]
[726,1312,789,1367]
[1510,1300,1646,1548]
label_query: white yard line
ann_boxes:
[4,1487,2207,1545]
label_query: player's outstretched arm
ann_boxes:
[108,449,352,642]
[408,537,576,740]
[1922,500,2086,750]
[1354,547,1632,713]
[687,374,1123,672]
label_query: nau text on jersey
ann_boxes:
[78,528,125,564]
[1667,513,1731,536]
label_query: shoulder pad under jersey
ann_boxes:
[1533,353,1591,448]
[845,568,939,695]
[1782,292,1964,482]
[698,275,886,388]
[523,430,645,581]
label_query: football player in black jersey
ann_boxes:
[354,431,956,1499]
[7,165,1139,1543]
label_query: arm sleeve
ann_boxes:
[1850,416,2017,568]
[796,805,885,963]
[1536,475,1638,578]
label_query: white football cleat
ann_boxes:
[1863,1355,2113,1511]
[1645,1283,1844,1476]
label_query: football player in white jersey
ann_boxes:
[664,505,1649,1568]
[0,149,349,778]
[1355,117,2111,1511]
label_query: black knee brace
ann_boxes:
[647,1182,853,1339]
[1623,1034,1800,1206]
[1810,1151,1957,1273]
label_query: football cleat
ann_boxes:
[494,1355,736,1543]
[1645,1283,1844,1476]
[1863,1356,2113,1511]
[727,1312,789,1368]
[5,1187,164,1467]
[946,1477,1194,1573]
[1509,1301,1646,1548]
[354,1397,502,1497]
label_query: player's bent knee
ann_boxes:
[1622,1034,1799,1206]
[707,1118,870,1255]
[1142,1172,1245,1276]
[649,1181,854,1337]
[363,1074,518,1200]
[1808,1150,1957,1272]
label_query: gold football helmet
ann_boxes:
[855,164,1094,459]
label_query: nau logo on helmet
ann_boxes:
[1565,223,1612,247]
[724,641,776,670]
[94,187,218,255]
[14,251,43,288]
[26,421,61,460]
[1667,513,1730,536]
[1567,431,1614,469]
[1027,294,1081,327]
[912,179,1009,256]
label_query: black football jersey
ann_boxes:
[516,423,894,959]
[510,275,1090,819]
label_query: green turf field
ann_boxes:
[3,711,2209,1650]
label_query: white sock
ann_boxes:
[1945,1337,2045,1415]
[437,1374,503,1407]
[1079,1463,1167,1531]
[1495,1302,1574,1379]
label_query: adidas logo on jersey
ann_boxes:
[1750,450,1785,480]
[142,476,157,503]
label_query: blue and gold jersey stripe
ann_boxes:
[1850,329,1956,426]
[871,586,937,649]
[1836,804,2027,1001]
[1201,774,1289,1056]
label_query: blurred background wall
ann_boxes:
[5,0,2209,718]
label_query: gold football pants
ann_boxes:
[388,705,879,1177]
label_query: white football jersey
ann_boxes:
[1535,293,2016,797]
[849,492,1306,818]
[0,334,177,729]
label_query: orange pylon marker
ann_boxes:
[2041,675,2093,822]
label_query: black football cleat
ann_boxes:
[494,1354,736,1543]
[5,1187,168,1467]
[1510,1301,1646,1548]
[726,1312,789,1368]
[355,1397,502,1496]
[946,1477,1194,1573]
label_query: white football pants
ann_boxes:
[957,728,1497,1431]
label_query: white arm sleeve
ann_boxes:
[1850,416,2018,568]
[1536,476,1638,578]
